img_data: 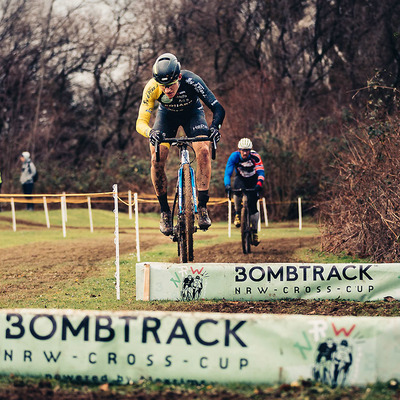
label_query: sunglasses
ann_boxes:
[158,79,179,88]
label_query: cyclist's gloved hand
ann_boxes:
[255,180,263,193]
[209,126,221,143]
[149,129,163,146]
[225,184,231,199]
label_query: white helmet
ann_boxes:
[22,151,31,160]
[238,138,252,150]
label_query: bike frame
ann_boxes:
[178,146,198,216]
[232,188,257,254]
[155,136,216,262]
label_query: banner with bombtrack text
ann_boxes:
[0,308,400,387]
[136,262,400,301]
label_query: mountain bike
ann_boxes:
[155,136,216,263]
[231,188,258,254]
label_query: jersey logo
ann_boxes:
[185,77,206,96]
[161,94,173,103]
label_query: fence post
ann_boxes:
[87,196,93,233]
[61,196,67,237]
[128,190,132,220]
[143,263,150,301]
[113,184,120,300]
[262,197,268,227]
[62,192,67,222]
[228,197,232,238]
[43,196,50,228]
[298,197,302,230]
[11,198,16,232]
[134,192,141,262]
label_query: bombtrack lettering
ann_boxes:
[234,265,373,283]
[3,314,247,347]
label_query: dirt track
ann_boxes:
[1,228,397,317]
[0,230,315,304]
[1,223,399,399]
[194,235,318,263]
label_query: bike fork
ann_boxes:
[179,148,198,214]
[190,166,198,214]
[178,148,189,214]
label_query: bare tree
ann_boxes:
[0,0,399,214]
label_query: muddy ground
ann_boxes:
[0,220,399,399]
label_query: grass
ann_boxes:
[0,206,320,249]
[1,208,399,399]
[0,208,368,311]
[0,371,399,400]
[0,207,323,309]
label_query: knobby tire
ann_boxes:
[178,164,194,263]
[184,164,194,262]
[241,196,251,254]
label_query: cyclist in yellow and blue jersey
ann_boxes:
[224,138,265,245]
[136,53,225,235]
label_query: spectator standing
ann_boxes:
[20,151,36,210]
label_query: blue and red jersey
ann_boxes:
[224,150,265,186]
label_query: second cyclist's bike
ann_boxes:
[232,188,258,254]
[155,136,216,263]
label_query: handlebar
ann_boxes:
[228,188,257,200]
[155,136,217,162]
[232,188,257,193]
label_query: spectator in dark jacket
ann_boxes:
[20,151,36,210]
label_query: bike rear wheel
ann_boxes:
[184,164,194,261]
[241,197,251,254]
[178,164,194,262]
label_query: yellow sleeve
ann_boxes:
[136,79,162,138]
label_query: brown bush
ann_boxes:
[319,89,400,261]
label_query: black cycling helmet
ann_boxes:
[152,53,181,85]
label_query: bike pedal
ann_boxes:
[171,226,179,241]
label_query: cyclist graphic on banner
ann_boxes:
[313,338,353,388]
[224,138,265,246]
[136,53,225,236]
[180,274,204,301]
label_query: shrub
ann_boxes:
[319,83,400,262]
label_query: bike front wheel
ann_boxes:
[178,164,194,263]
[241,198,251,254]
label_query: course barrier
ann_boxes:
[0,308,398,387]
[136,262,400,302]
[0,189,305,267]
[0,188,306,301]
[0,190,304,235]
